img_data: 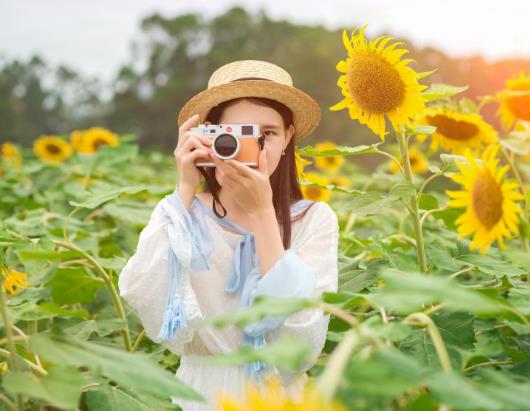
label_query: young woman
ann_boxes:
[118,60,339,411]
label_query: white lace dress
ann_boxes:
[118,186,339,411]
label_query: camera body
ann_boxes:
[190,124,265,168]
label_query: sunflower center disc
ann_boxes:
[472,171,504,229]
[347,51,405,113]
[46,144,61,154]
[427,115,479,141]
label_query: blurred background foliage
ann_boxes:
[2,6,530,170]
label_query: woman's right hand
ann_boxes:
[174,114,213,192]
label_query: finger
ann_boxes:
[180,136,212,154]
[226,160,254,180]
[179,114,200,134]
[185,131,213,147]
[177,114,200,149]
[182,149,210,165]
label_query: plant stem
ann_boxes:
[396,132,429,272]
[403,312,452,372]
[311,329,358,403]
[52,240,132,352]
[0,282,25,410]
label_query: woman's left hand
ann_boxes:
[211,148,273,217]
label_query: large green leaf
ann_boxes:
[47,267,105,304]
[69,185,148,209]
[365,269,504,315]
[196,333,313,373]
[29,333,205,404]
[297,142,383,157]
[3,366,89,410]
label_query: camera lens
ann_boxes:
[213,133,238,158]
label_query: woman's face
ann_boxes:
[206,99,295,178]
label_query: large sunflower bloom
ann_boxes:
[1,142,22,168]
[313,141,345,174]
[330,26,427,140]
[71,127,119,154]
[445,144,524,254]
[497,72,530,131]
[300,172,331,202]
[216,374,347,411]
[389,147,428,174]
[416,107,497,155]
[1,266,30,296]
[33,135,73,163]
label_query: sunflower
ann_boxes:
[300,172,331,202]
[330,26,427,140]
[216,374,347,411]
[389,147,428,174]
[497,72,530,131]
[1,266,30,296]
[313,141,345,174]
[33,135,73,163]
[295,151,312,178]
[416,107,497,155]
[1,142,22,168]
[445,144,524,254]
[71,127,119,154]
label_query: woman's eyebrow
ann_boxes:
[260,124,281,130]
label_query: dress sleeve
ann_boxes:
[117,185,212,355]
[242,202,339,373]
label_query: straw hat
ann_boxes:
[177,60,321,142]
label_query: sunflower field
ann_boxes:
[2,25,530,411]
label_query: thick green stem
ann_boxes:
[0,280,25,410]
[311,329,358,402]
[52,240,132,352]
[396,132,429,272]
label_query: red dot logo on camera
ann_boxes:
[226,127,232,132]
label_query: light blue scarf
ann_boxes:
[158,186,312,385]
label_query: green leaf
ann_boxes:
[69,185,148,209]
[405,125,437,135]
[422,84,469,102]
[365,269,504,315]
[3,366,88,410]
[344,345,429,396]
[297,142,383,157]
[47,267,105,304]
[418,193,439,210]
[197,334,313,373]
[428,369,530,410]
[455,253,526,278]
[299,179,363,195]
[204,294,319,330]
[389,182,416,199]
[29,333,205,403]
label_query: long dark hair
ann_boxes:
[198,96,317,249]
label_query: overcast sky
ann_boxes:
[2,0,530,82]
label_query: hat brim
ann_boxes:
[177,80,321,142]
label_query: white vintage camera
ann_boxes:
[190,124,265,167]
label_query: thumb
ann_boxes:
[258,147,268,175]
